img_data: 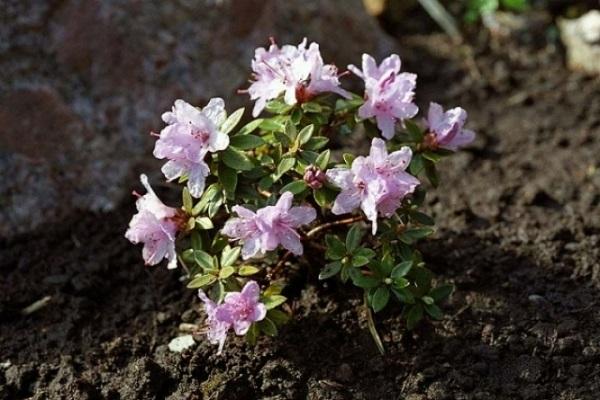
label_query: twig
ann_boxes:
[267,215,365,279]
[417,0,462,44]
[21,296,52,316]
[304,215,365,238]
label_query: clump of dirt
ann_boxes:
[2,10,600,400]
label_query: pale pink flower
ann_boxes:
[198,281,267,355]
[125,175,181,270]
[222,192,317,259]
[348,54,418,140]
[247,39,350,117]
[153,98,230,197]
[327,138,419,234]
[424,102,475,151]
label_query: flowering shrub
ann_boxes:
[126,39,475,354]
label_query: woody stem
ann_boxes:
[267,215,365,279]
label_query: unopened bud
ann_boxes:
[303,165,327,189]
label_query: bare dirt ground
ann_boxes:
[1,9,600,400]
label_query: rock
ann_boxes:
[0,0,395,239]
[559,10,600,75]
[167,335,196,353]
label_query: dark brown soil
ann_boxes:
[2,11,600,400]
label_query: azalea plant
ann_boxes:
[125,39,475,354]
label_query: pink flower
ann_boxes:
[125,175,181,270]
[424,102,475,151]
[348,54,418,140]
[153,98,230,198]
[222,192,317,259]
[198,281,267,355]
[247,39,350,117]
[326,138,420,234]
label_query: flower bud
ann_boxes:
[303,165,327,189]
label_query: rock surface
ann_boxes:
[559,10,600,75]
[0,0,394,238]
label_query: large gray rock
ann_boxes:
[0,0,395,238]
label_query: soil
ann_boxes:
[2,8,600,400]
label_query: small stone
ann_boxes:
[559,10,600,75]
[168,335,196,353]
[335,363,353,383]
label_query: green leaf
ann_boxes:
[211,280,226,303]
[391,260,413,279]
[393,277,410,289]
[392,287,415,304]
[319,261,342,280]
[335,97,363,113]
[267,309,290,325]
[409,153,425,175]
[406,304,424,330]
[424,303,443,320]
[412,267,433,296]
[207,194,223,218]
[354,247,376,259]
[284,119,297,141]
[296,124,314,146]
[190,231,202,251]
[187,274,217,289]
[372,286,390,313]
[262,295,287,310]
[276,157,296,178]
[221,107,244,134]
[315,149,330,170]
[301,102,322,113]
[246,323,259,345]
[229,134,265,150]
[343,153,355,166]
[352,255,370,267]
[194,250,214,270]
[182,187,193,213]
[219,266,236,279]
[411,211,435,226]
[422,295,434,305]
[220,246,241,267]
[501,0,527,11]
[260,117,286,132]
[238,265,261,276]
[325,235,346,260]
[405,120,424,141]
[280,180,308,195]
[313,187,336,207]
[303,136,329,151]
[346,224,364,253]
[195,217,214,230]
[349,268,380,289]
[291,107,302,124]
[425,161,439,187]
[422,151,444,163]
[402,227,435,242]
[237,118,263,136]
[222,147,254,171]
[258,318,278,337]
[264,283,284,297]
[218,163,237,199]
[192,183,220,215]
[274,131,291,147]
[429,284,454,302]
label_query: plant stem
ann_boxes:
[364,291,385,355]
[267,215,365,279]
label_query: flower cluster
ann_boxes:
[126,38,475,354]
[199,281,266,354]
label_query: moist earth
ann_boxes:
[1,9,600,400]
